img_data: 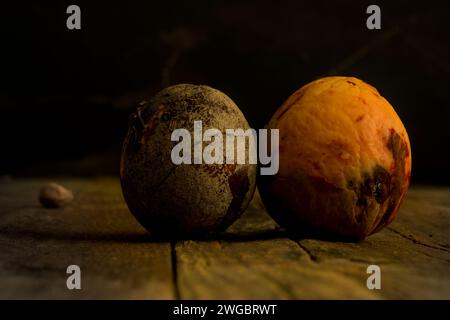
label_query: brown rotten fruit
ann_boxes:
[120,84,256,236]
[258,76,411,240]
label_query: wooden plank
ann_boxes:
[1,179,449,299]
[388,187,450,251]
[0,178,174,299]
[176,238,379,299]
[297,230,450,299]
[289,188,450,299]
[176,188,450,299]
[175,190,378,299]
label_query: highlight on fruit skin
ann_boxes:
[258,76,412,240]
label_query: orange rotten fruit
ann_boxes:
[258,76,411,240]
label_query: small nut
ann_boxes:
[39,183,74,208]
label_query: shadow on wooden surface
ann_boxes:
[0,177,449,299]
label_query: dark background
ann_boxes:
[1,0,449,184]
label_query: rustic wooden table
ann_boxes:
[0,178,449,299]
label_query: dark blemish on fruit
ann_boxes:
[365,169,388,201]
[372,130,409,233]
[223,164,237,174]
[358,97,368,106]
[142,104,166,141]
[221,168,251,229]
[200,165,223,178]
[363,165,391,204]
[347,179,355,188]
[312,161,321,171]
[193,164,237,179]
[346,81,356,86]
[309,176,342,193]
[348,165,391,221]
[228,168,250,199]
[404,142,410,158]
[161,113,171,121]
[276,104,293,121]
[356,115,365,122]
[387,130,408,165]
[277,91,304,121]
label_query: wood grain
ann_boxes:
[0,178,174,299]
[175,189,450,299]
[0,178,449,299]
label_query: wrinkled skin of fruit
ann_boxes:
[120,84,256,236]
[258,77,412,240]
